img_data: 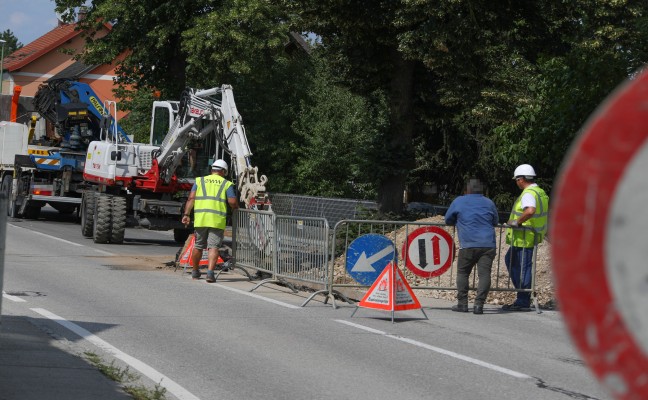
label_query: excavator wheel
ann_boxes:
[81,192,96,237]
[110,196,127,244]
[93,194,112,244]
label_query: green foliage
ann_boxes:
[0,30,23,54]
[84,351,167,400]
[113,86,158,143]
[393,0,648,207]
[479,0,648,200]
[218,54,312,194]
[56,0,213,96]
[286,0,425,212]
[54,0,305,194]
[291,54,389,199]
[54,0,648,214]
[182,0,290,83]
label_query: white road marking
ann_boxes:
[2,291,27,302]
[335,319,531,379]
[9,224,116,255]
[90,248,116,256]
[30,308,201,400]
[212,282,302,309]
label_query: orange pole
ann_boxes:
[10,85,21,122]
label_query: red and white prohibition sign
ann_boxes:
[551,68,648,399]
[402,226,454,278]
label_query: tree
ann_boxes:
[291,54,389,199]
[54,0,312,195]
[285,1,420,212]
[0,30,23,54]
[55,0,214,97]
[54,1,648,213]
[475,0,648,207]
[289,0,648,211]
[113,86,157,143]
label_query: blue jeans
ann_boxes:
[504,247,534,307]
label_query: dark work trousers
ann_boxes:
[456,247,497,306]
[504,246,534,307]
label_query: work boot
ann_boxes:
[451,304,469,313]
[473,304,484,315]
[502,304,530,312]
[206,271,216,283]
[191,269,201,279]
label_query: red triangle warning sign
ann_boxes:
[358,262,422,311]
[177,234,222,268]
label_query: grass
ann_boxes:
[84,352,167,400]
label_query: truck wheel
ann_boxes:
[8,194,19,218]
[93,194,112,244]
[24,206,41,219]
[110,196,127,244]
[52,203,76,215]
[81,192,96,237]
[174,228,191,243]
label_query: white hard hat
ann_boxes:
[513,164,536,179]
[211,159,228,172]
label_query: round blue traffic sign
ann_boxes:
[345,234,396,286]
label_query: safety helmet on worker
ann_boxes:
[211,159,228,172]
[512,164,536,179]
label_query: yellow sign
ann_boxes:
[89,96,104,116]
[28,147,56,156]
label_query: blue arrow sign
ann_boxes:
[345,234,396,286]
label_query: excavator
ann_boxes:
[80,85,270,244]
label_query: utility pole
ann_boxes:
[0,39,6,95]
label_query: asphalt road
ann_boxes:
[1,208,611,400]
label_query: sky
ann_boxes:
[0,0,60,46]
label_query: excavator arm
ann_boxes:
[154,85,269,209]
[216,86,270,209]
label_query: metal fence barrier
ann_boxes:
[268,193,378,227]
[274,215,330,286]
[234,208,275,277]
[232,209,544,312]
[233,209,342,304]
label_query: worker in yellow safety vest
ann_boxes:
[503,164,549,311]
[182,159,239,283]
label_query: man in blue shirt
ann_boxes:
[444,178,499,314]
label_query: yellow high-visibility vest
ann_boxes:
[506,185,549,248]
[193,174,232,229]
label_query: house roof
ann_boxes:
[3,23,82,71]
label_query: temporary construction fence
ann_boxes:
[234,209,343,301]
[232,209,545,313]
[268,193,378,227]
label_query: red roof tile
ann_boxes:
[4,23,81,71]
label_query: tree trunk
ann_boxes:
[378,51,416,214]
